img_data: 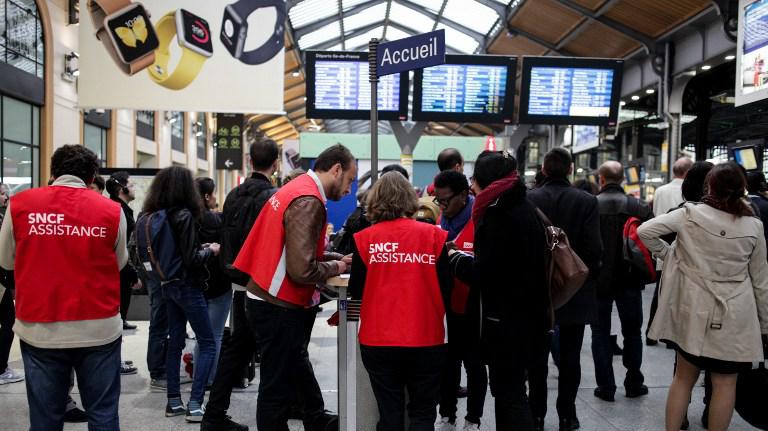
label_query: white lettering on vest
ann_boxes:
[268,195,280,212]
[26,212,108,238]
[367,242,435,265]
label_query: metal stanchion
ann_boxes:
[369,38,379,185]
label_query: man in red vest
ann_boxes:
[0,145,126,430]
[432,170,488,431]
[234,144,356,431]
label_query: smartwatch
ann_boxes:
[148,9,213,90]
[220,0,286,65]
[88,0,159,75]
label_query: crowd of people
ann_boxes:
[0,138,767,431]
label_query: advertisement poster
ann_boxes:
[737,0,768,106]
[281,138,300,177]
[216,114,244,170]
[78,0,285,113]
[572,125,600,154]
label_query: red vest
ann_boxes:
[234,173,326,307]
[11,186,122,323]
[354,218,449,347]
[449,218,474,314]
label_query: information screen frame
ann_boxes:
[305,51,409,121]
[736,0,768,107]
[728,139,764,171]
[519,56,624,126]
[412,54,516,124]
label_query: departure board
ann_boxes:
[528,67,614,117]
[420,64,507,114]
[314,61,401,111]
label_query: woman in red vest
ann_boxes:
[349,171,452,431]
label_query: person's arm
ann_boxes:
[436,246,452,307]
[637,207,687,260]
[749,225,768,335]
[172,209,213,270]
[348,239,366,300]
[284,197,343,284]
[448,249,476,285]
[0,201,15,271]
[582,196,603,276]
[114,211,129,270]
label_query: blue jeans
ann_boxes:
[163,280,216,403]
[21,337,121,431]
[145,274,167,380]
[194,289,233,385]
[590,288,645,391]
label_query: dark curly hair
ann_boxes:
[143,166,202,219]
[51,145,99,184]
[702,161,753,217]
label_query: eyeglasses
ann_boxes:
[433,193,458,206]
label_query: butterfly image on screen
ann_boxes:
[115,16,149,48]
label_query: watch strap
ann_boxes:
[88,0,155,76]
[231,0,286,65]
[148,11,207,90]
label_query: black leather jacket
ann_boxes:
[168,207,213,289]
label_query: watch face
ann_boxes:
[177,9,213,57]
[220,5,246,58]
[106,4,159,64]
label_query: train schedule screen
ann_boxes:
[313,61,401,111]
[527,67,615,117]
[420,64,508,114]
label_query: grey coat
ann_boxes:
[638,203,768,362]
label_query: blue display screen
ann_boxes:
[313,61,400,111]
[527,67,614,117]
[420,64,508,114]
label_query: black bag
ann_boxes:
[332,206,369,255]
[736,364,768,429]
[219,182,276,286]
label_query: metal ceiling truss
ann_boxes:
[395,0,486,44]
[292,0,384,40]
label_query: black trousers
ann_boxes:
[361,344,446,431]
[646,271,662,338]
[0,288,15,370]
[119,282,132,322]
[438,313,487,424]
[205,290,259,419]
[529,323,586,420]
[246,299,325,431]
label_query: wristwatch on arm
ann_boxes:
[148,9,213,90]
[220,0,286,66]
[88,0,159,75]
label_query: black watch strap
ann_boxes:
[231,0,286,65]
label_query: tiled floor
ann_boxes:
[0,287,757,430]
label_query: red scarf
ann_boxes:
[472,172,519,222]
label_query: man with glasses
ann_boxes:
[433,170,487,431]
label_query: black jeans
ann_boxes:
[438,313,487,424]
[146,275,167,379]
[360,344,446,431]
[205,290,259,419]
[119,282,132,322]
[590,289,645,391]
[246,299,325,431]
[529,324,586,420]
[0,288,15,370]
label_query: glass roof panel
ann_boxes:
[342,0,379,10]
[324,44,344,52]
[297,21,342,50]
[442,0,499,31]
[388,2,435,33]
[289,0,339,29]
[343,3,388,32]
[408,0,445,14]
[436,23,480,53]
[345,26,385,50]
[384,26,414,42]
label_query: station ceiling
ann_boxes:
[248,0,715,144]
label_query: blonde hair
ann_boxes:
[365,172,418,223]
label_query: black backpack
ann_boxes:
[219,178,276,286]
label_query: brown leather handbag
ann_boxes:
[535,208,589,310]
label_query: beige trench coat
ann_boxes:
[638,203,768,363]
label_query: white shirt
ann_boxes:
[653,178,684,216]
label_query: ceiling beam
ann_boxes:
[483,0,527,53]
[259,117,290,130]
[553,0,621,50]
[505,24,571,56]
[313,20,384,50]
[264,122,296,136]
[271,129,300,141]
[293,0,384,39]
[553,0,655,53]
[394,0,485,43]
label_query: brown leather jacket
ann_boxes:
[248,196,342,307]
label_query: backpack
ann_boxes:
[622,197,656,284]
[219,179,276,286]
[134,210,184,282]
[331,206,369,255]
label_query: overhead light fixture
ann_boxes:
[631,95,640,101]
[646,88,655,94]
[291,71,300,77]
[725,55,735,61]
[303,96,307,101]
[62,52,79,82]
[166,112,178,123]
[620,101,626,106]
[701,65,711,70]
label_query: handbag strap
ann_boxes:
[144,213,167,281]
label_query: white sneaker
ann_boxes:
[435,417,456,431]
[462,421,480,430]
[0,367,24,384]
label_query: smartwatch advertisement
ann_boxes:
[79,0,285,113]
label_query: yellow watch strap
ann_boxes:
[148,11,207,90]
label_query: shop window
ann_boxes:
[1,0,44,78]
[196,115,206,160]
[136,110,154,141]
[1,95,39,193]
[170,111,184,152]
[83,123,107,167]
